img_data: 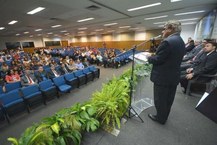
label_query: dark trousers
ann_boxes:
[154,83,177,124]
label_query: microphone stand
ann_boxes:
[128,40,150,123]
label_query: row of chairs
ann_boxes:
[0,66,100,123]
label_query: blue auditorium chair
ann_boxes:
[0,89,29,122]
[52,76,72,93]
[73,70,87,86]
[82,67,94,82]
[39,79,59,103]
[5,81,22,92]
[64,73,79,88]
[20,84,45,110]
[88,66,100,78]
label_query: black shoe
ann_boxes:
[148,114,158,122]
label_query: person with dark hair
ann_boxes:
[5,70,21,83]
[21,69,38,86]
[180,41,217,92]
[35,66,50,82]
[147,20,185,124]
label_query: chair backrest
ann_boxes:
[74,70,84,76]
[88,66,96,71]
[82,68,90,74]
[21,84,40,97]
[53,76,65,86]
[39,79,53,91]
[5,81,22,92]
[64,73,75,81]
[0,90,22,105]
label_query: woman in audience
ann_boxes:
[5,70,21,83]
[67,59,77,71]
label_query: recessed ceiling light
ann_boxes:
[24,31,29,34]
[104,23,118,26]
[51,25,62,28]
[65,33,70,35]
[35,29,42,31]
[119,26,131,29]
[107,30,115,32]
[16,33,20,36]
[171,0,182,2]
[60,30,67,33]
[127,2,161,11]
[145,15,168,20]
[77,17,94,22]
[27,7,45,15]
[8,20,18,25]
[47,32,53,34]
[78,27,87,30]
[175,10,205,16]
[37,34,42,36]
[182,22,197,25]
[78,31,85,34]
[95,29,104,31]
[0,27,5,30]
[29,35,33,37]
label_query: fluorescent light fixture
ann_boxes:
[35,29,42,31]
[78,27,87,30]
[24,31,29,34]
[16,33,20,36]
[27,7,45,15]
[29,35,33,37]
[119,26,131,29]
[64,33,70,35]
[77,17,94,22]
[95,29,104,31]
[78,31,85,34]
[182,22,197,25]
[171,0,182,2]
[37,34,42,36]
[104,23,118,26]
[8,20,18,25]
[158,25,164,27]
[127,2,161,11]
[0,27,5,30]
[145,15,168,20]
[153,21,166,24]
[175,10,205,16]
[60,30,67,33]
[47,32,53,34]
[51,25,62,28]
[178,18,199,22]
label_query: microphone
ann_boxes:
[150,35,162,40]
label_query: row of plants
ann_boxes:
[8,64,151,145]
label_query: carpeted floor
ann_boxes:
[0,63,216,145]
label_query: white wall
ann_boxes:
[181,24,196,43]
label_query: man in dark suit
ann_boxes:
[47,64,61,79]
[58,63,71,75]
[21,69,38,86]
[147,20,185,124]
[180,41,217,91]
[35,66,50,82]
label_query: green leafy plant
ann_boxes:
[91,77,130,129]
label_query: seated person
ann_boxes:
[47,64,61,79]
[5,70,21,83]
[58,63,71,75]
[66,59,77,71]
[180,41,217,93]
[35,66,50,82]
[75,59,84,70]
[21,69,38,86]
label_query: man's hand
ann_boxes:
[186,73,194,80]
[186,68,193,73]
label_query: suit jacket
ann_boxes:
[47,69,61,79]
[148,33,185,85]
[58,66,71,75]
[35,71,50,82]
[21,73,38,86]
[193,51,217,77]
